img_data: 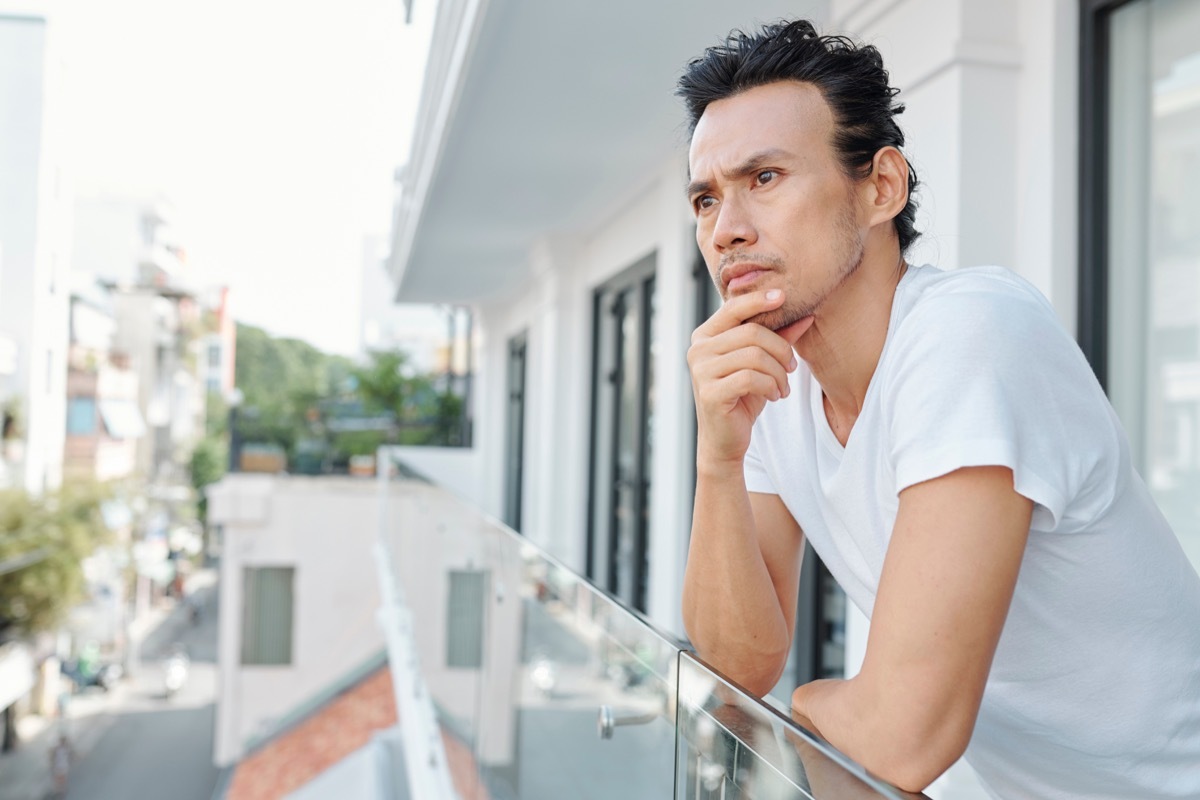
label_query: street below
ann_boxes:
[0,577,220,800]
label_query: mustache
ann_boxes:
[719,252,786,272]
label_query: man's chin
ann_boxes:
[745,306,809,333]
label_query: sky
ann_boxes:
[52,0,430,356]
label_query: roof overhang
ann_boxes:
[388,0,829,305]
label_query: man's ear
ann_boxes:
[863,146,909,227]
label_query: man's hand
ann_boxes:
[687,289,813,469]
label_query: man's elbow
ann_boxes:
[866,716,972,793]
[691,644,789,697]
[682,610,790,696]
[684,628,789,696]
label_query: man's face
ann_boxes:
[687,81,866,332]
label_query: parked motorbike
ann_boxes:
[63,656,123,693]
[162,645,190,699]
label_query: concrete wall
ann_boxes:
[209,475,388,766]
[0,13,70,493]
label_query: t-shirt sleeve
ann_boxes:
[883,283,1121,533]
[743,426,779,495]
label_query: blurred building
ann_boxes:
[359,235,446,374]
[206,475,390,767]
[199,285,237,398]
[0,9,72,495]
[74,198,235,483]
[63,277,145,482]
[92,202,207,487]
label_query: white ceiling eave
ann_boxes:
[388,0,829,305]
[387,0,493,303]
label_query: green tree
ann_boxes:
[352,350,417,423]
[190,436,227,526]
[0,483,113,637]
[232,323,355,459]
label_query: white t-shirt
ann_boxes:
[744,264,1200,799]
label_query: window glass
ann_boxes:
[446,569,487,668]
[241,567,295,665]
[66,397,97,436]
[1107,0,1200,570]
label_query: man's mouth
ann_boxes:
[722,262,772,293]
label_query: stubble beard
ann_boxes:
[739,206,865,333]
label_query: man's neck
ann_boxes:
[795,248,907,442]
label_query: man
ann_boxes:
[49,733,72,796]
[679,19,1200,798]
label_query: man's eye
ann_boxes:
[756,170,777,185]
[696,196,717,211]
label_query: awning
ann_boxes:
[98,400,147,439]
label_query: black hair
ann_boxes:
[677,19,920,254]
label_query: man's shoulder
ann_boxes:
[896,264,1059,337]
[905,264,1051,307]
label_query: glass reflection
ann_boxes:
[676,653,923,800]
[1107,0,1200,571]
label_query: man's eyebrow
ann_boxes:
[685,149,794,199]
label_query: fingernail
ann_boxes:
[789,355,798,371]
[766,289,781,301]
[782,383,791,398]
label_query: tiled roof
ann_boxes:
[226,667,397,800]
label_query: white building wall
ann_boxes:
[418,161,701,635]
[112,291,161,479]
[208,475,387,766]
[0,11,71,494]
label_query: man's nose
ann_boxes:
[711,196,757,252]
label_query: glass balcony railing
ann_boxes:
[374,448,923,800]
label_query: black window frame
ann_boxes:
[585,254,657,613]
[503,331,529,532]
[1079,0,1138,387]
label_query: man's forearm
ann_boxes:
[684,462,792,695]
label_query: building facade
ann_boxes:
[206,475,390,766]
[63,278,144,483]
[0,9,71,495]
[388,0,1199,793]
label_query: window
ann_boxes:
[1082,0,1200,571]
[241,567,294,665]
[66,397,97,436]
[503,332,528,531]
[208,343,221,368]
[446,570,487,669]
[588,254,656,612]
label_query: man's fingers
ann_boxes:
[690,321,798,375]
[697,348,791,399]
[693,288,787,340]
[709,370,785,406]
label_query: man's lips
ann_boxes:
[724,266,770,292]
